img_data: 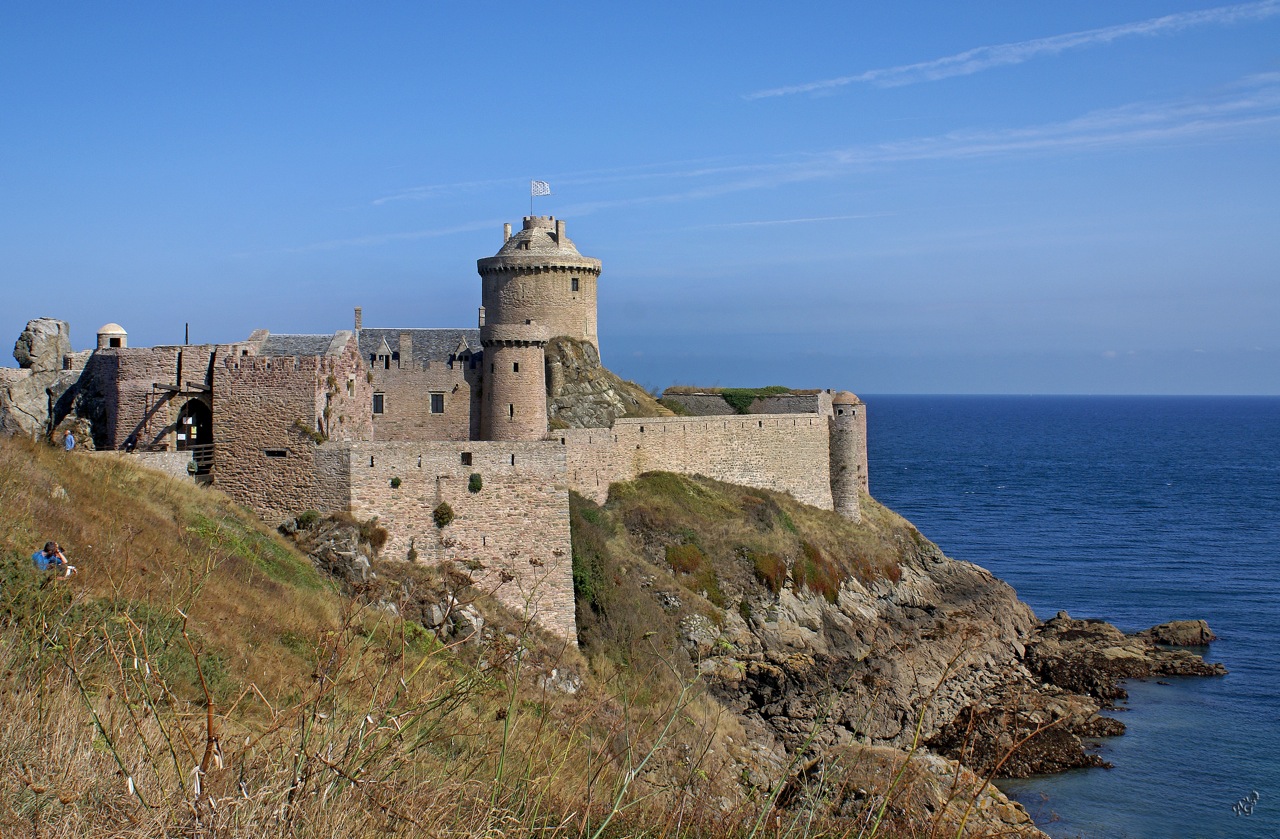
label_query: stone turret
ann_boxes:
[97,323,127,349]
[477,217,602,353]
[480,321,550,441]
[829,391,867,521]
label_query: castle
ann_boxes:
[2,216,867,641]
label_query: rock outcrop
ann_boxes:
[1136,618,1217,646]
[1025,611,1226,702]
[544,336,671,428]
[1,318,85,440]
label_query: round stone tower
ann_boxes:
[829,391,868,521]
[477,217,603,352]
[480,321,550,441]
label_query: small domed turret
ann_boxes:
[97,323,127,349]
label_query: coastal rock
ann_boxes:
[777,743,1048,838]
[927,678,1124,778]
[1025,612,1226,702]
[544,336,670,428]
[1136,619,1217,646]
[1,319,83,439]
[13,318,70,373]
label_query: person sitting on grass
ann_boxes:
[31,542,76,578]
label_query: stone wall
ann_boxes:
[76,346,217,450]
[561,414,835,511]
[344,440,575,641]
[123,450,194,480]
[370,360,478,441]
[213,338,372,523]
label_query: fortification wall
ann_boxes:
[562,414,835,510]
[78,347,190,449]
[345,441,575,641]
[213,342,370,522]
[661,391,834,417]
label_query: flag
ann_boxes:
[530,180,551,197]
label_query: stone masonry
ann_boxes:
[2,214,871,644]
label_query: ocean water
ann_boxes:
[864,396,1280,839]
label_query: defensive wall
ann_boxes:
[213,340,372,523]
[561,413,836,511]
[342,440,575,641]
[661,391,834,418]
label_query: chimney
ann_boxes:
[354,306,363,331]
[398,333,412,368]
[555,218,566,247]
[503,222,511,242]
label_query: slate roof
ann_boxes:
[357,328,481,365]
[258,331,352,358]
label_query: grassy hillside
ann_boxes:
[572,471,910,669]
[0,437,1037,837]
[0,438,760,837]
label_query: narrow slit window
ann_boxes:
[265,449,287,458]
[509,403,514,418]
[513,362,519,373]
[510,454,515,466]
[571,278,579,292]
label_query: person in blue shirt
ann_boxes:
[32,542,70,575]
[63,430,75,451]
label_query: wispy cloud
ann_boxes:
[746,0,1280,99]
[287,219,499,253]
[311,76,1280,250]
[693,213,894,229]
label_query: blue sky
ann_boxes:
[2,1,1278,394]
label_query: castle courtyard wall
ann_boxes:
[345,440,575,641]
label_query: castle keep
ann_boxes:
[3,216,868,642]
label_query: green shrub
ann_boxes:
[665,543,705,575]
[665,543,725,608]
[390,476,402,489]
[432,502,454,529]
[296,510,320,529]
[793,541,841,603]
[468,473,483,493]
[719,385,792,414]
[751,552,788,594]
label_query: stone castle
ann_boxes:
[1,216,867,641]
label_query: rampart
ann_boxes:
[213,341,371,522]
[561,414,835,511]
[343,440,575,641]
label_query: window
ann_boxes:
[513,362,519,373]
[372,393,384,414]
[571,278,579,292]
[109,337,122,348]
[509,403,514,418]
[461,452,472,466]
[265,449,288,458]
[430,393,444,413]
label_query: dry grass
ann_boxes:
[0,437,1036,838]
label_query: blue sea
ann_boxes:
[865,396,1280,839]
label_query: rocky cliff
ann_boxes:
[544,336,671,428]
[570,471,1225,836]
[0,318,87,442]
